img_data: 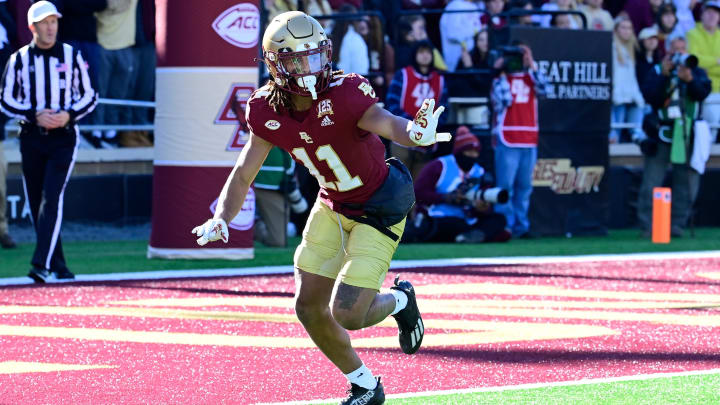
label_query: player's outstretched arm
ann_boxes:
[192,133,273,246]
[357,99,451,147]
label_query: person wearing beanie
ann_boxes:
[406,126,511,244]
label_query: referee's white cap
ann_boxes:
[28,1,62,26]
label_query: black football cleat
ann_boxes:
[54,268,75,280]
[340,377,385,405]
[390,275,424,354]
[28,268,53,284]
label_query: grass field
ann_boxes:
[381,372,720,405]
[2,228,720,278]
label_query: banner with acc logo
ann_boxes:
[150,0,261,259]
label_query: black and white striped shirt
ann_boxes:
[0,41,96,125]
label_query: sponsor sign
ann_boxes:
[499,27,612,236]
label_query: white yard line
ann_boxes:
[2,250,720,286]
[255,368,720,405]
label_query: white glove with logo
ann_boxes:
[407,98,452,147]
[192,218,229,246]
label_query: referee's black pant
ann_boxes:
[19,124,77,272]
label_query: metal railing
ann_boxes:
[4,97,156,134]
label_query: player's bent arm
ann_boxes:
[214,132,273,224]
[357,103,416,147]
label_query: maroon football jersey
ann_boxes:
[246,74,389,213]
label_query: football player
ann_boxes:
[192,11,450,405]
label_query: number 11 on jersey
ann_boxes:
[292,144,363,192]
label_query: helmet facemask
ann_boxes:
[266,40,332,100]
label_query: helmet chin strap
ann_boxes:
[297,75,318,100]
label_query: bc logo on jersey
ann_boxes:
[358,82,376,98]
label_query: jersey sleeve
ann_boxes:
[245,89,271,143]
[338,73,379,124]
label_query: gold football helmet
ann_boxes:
[263,11,332,99]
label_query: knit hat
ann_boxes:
[452,126,481,153]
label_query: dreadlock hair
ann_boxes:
[266,70,345,114]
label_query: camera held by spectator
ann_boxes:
[460,180,510,205]
[671,53,698,70]
[489,45,526,74]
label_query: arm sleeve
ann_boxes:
[68,49,97,121]
[413,159,446,206]
[529,69,549,98]
[0,51,35,122]
[438,75,449,126]
[686,66,712,102]
[490,76,512,117]
[640,65,671,109]
[688,31,720,77]
[385,70,411,119]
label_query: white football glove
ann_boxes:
[191,218,229,246]
[407,98,452,147]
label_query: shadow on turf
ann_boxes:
[370,347,720,363]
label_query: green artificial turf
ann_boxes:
[382,372,720,405]
[1,228,719,278]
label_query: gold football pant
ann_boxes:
[294,199,405,290]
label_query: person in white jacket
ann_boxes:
[610,16,646,143]
[440,0,484,72]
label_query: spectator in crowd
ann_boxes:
[387,40,449,179]
[330,5,369,75]
[7,0,31,49]
[440,0,483,72]
[264,0,298,25]
[636,25,662,89]
[0,1,96,280]
[491,41,548,239]
[536,0,583,28]
[657,3,682,57]
[622,0,663,34]
[328,0,362,9]
[405,126,511,244]
[636,37,711,237]
[305,0,333,16]
[360,15,394,99]
[401,0,447,8]
[481,0,508,29]
[507,0,536,26]
[687,0,720,133]
[579,0,614,30]
[395,14,447,72]
[0,0,14,249]
[551,12,576,28]
[254,148,308,247]
[122,0,153,147]
[673,0,698,36]
[610,16,645,144]
[451,29,492,97]
[93,0,138,148]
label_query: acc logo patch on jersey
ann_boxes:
[212,3,260,49]
[317,99,334,118]
[265,120,281,130]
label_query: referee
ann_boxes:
[0,1,96,283]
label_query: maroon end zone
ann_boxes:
[1,256,720,404]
